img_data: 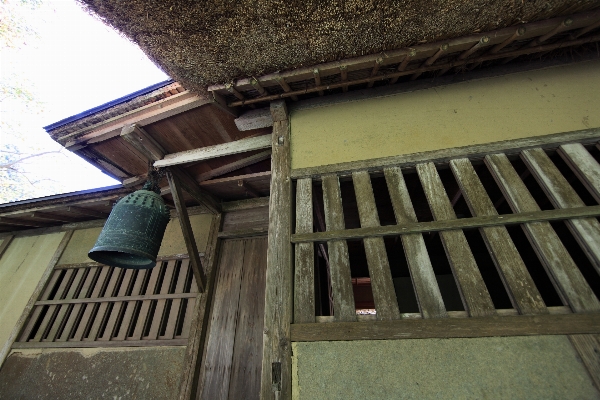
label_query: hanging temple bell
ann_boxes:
[88,171,170,269]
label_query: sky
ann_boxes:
[0,0,169,202]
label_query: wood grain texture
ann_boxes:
[291,313,600,342]
[322,174,356,322]
[114,270,148,341]
[559,143,600,203]
[146,260,177,339]
[569,334,600,390]
[168,170,207,292]
[261,101,293,400]
[383,167,446,319]
[162,259,191,340]
[352,171,400,320]
[98,268,135,341]
[449,158,547,315]
[56,266,98,342]
[417,162,495,317]
[291,205,600,243]
[294,178,315,323]
[200,240,245,400]
[85,267,123,341]
[130,265,162,340]
[44,268,86,342]
[0,230,71,367]
[485,153,600,312]
[229,238,268,400]
[522,148,600,274]
[12,338,187,349]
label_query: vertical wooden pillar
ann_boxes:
[260,100,293,400]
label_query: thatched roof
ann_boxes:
[78,1,599,93]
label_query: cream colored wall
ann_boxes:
[290,59,600,170]
[57,214,214,265]
[0,232,65,353]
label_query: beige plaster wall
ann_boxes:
[292,336,599,400]
[0,232,65,352]
[57,213,213,265]
[290,59,600,170]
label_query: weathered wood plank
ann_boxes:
[229,238,268,400]
[56,267,98,342]
[417,162,495,317]
[558,143,600,203]
[352,171,400,320]
[170,166,221,215]
[177,214,221,400]
[0,235,14,260]
[294,178,315,323]
[120,124,166,162]
[200,240,245,400]
[98,268,135,341]
[162,259,190,340]
[260,100,293,400]
[155,135,271,167]
[321,174,356,322]
[12,338,188,349]
[34,269,75,342]
[113,269,148,341]
[234,107,273,131]
[168,170,207,291]
[36,292,197,306]
[522,148,600,274]
[291,313,600,342]
[72,266,112,341]
[383,167,447,319]
[197,150,271,182]
[44,268,86,341]
[449,158,547,315]
[485,153,600,312]
[147,260,177,339]
[130,264,162,340]
[85,267,123,341]
[18,270,62,342]
[292,205,600,243]
[569,334,600,390]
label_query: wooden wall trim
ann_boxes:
[0,230,73,369]
[290,127,600,179]
[290,313,600,342]
[12,339,187,349]
[260,100,293,400]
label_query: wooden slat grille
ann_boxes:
[16,257,198,347]
[292,141,600,323]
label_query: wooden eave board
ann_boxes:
[184,151,271,181]
[199,171,271,200]
[91,137,150,177]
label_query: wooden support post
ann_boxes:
[274,75,299,101]
[313,69,324,96]
[169,167,221,215]
[167,170,207,292]
[261,100,293,400]
[0,230,73,368]
[177,213,222,400]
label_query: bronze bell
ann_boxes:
[88,181,170,269]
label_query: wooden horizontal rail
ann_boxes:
[12,339,188,349]
[227,33,600,107]
[292,205,600,243]
[218,227,269,238]
[291,312,600,341]
[35,292,198,306]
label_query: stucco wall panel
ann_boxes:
[292,336,599,399]
[290,60,600,170]
[0,232,64,352]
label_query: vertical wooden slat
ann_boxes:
[294,178,315,323]
[200,239,245,400]
[352,171,400,320]
[98,268,135,341]
[130,263,163,340]
[44,268,86,341]
[72,266,111,341]
[146,260,177,339]
[383,167,447,319]
[34,269,75,342]
[522,148,600,274]
[569,334,600,390]
[261,100,293,400]
[163,259,191,339]
[1,230,73,368]
[321,174,356,322]
[485,153,600,312]
[114,269,148,341]
[85,267,123,341]
[450,158,547,315]
[179,269,200,339]
[57,266,98,342]
[558,143,600,203]
[18,269,62,341]
[417,162,496,317]
[177,213,222,400]
[228,237,268,400]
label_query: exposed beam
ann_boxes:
[169,167,221,215]
[0,217,52,228]
[167,170,206,292]
[196,149,271,182]
[66,206,109,219]
[234,108,273,131]
[237,179,260,198]
[27,212,79,223]
[154,134,271,167]
[120,124,165,161]
[62,92,211,150]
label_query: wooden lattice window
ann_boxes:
[14,258,198,348]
